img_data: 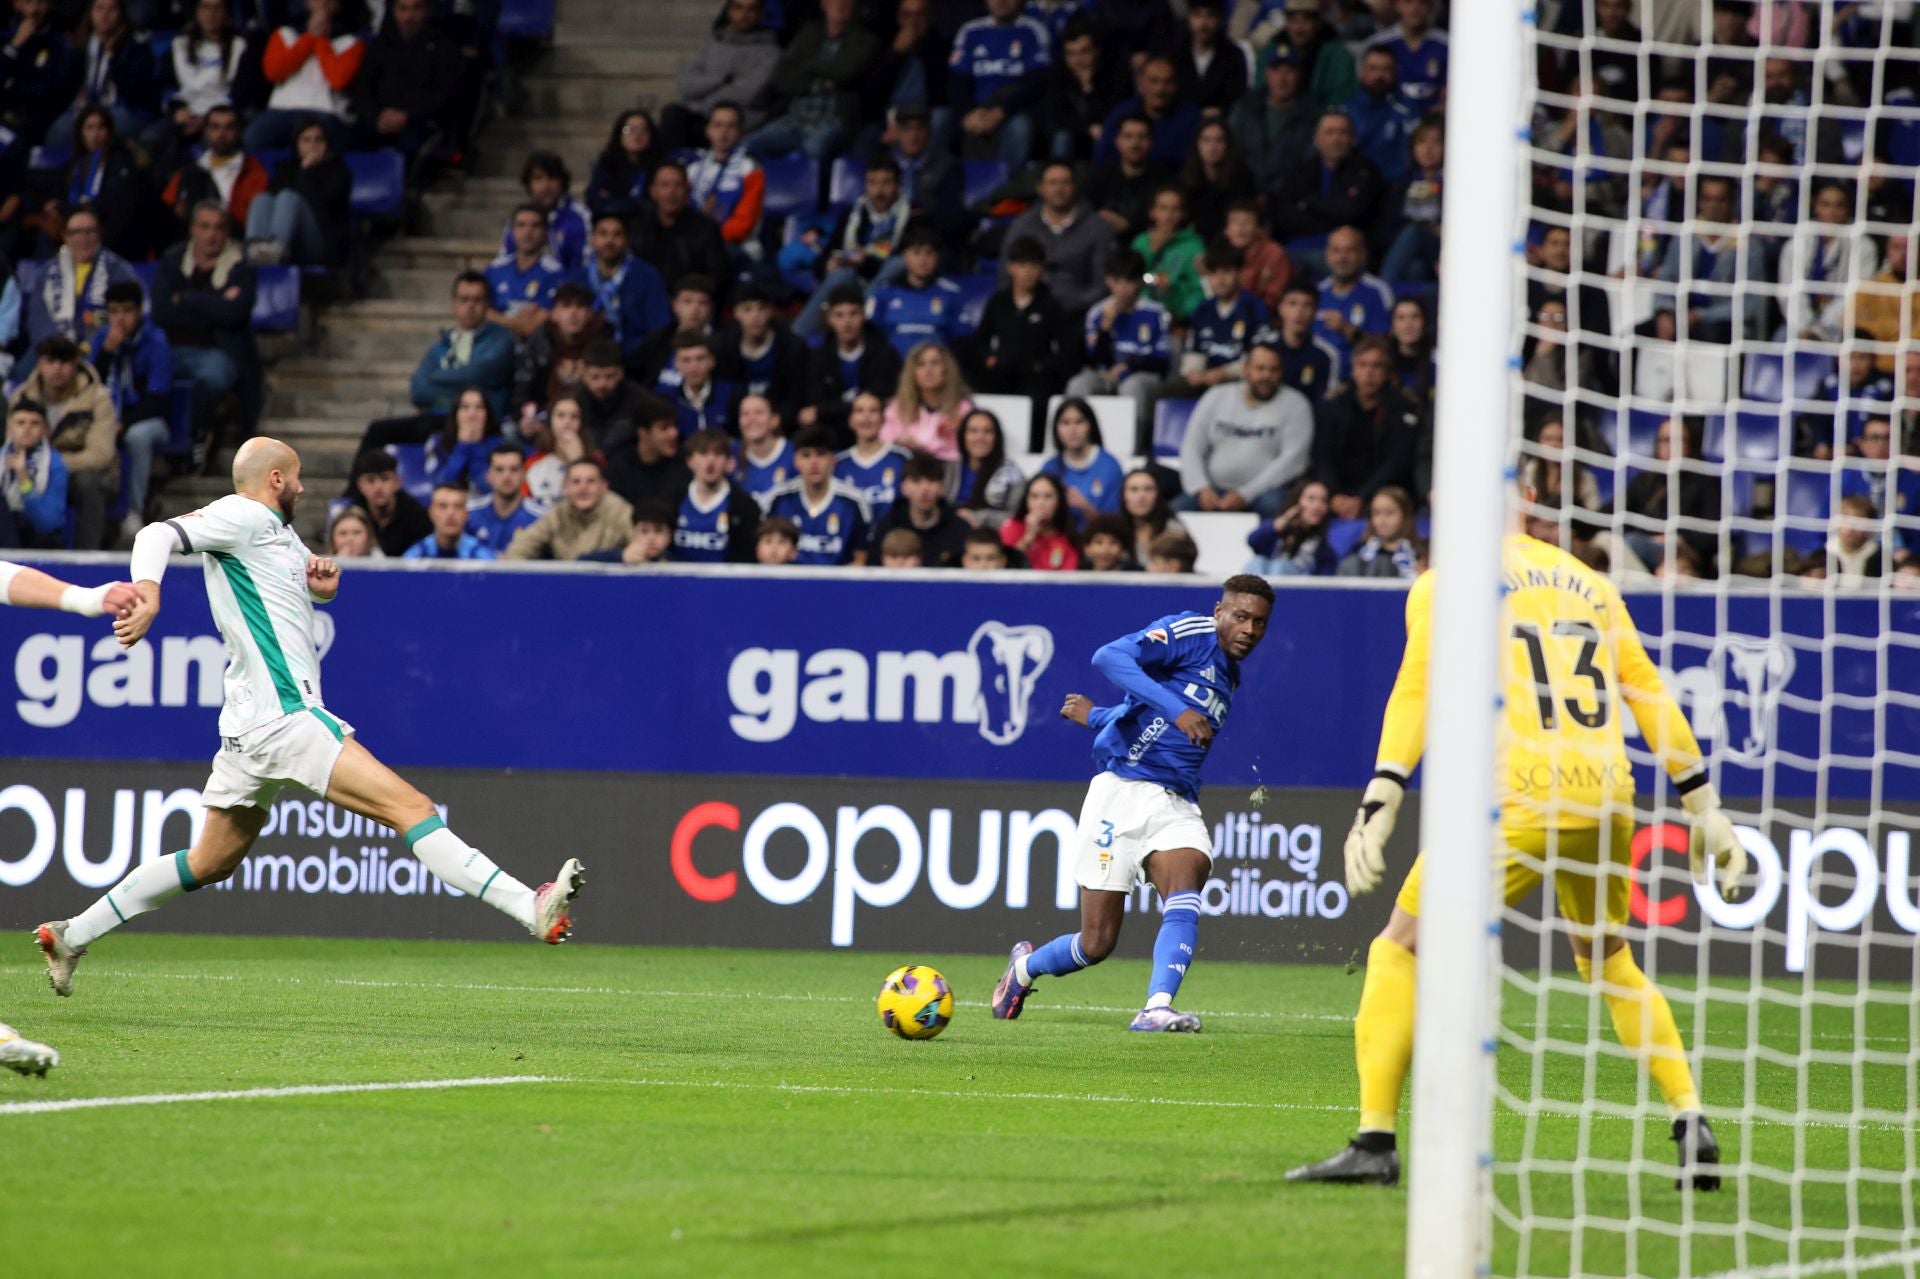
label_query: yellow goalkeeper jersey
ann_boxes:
[1373,533,1707,832]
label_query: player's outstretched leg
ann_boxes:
[326,740,582,942]
[991,892,1125,1020]
[1286,907,1417,1186]
[0,1022,59,1076]
[1129,847,1210,1033]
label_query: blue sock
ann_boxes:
[1022,931,1094,984]
[1146,892,1202,1008]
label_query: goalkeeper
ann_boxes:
[1286,469,1745,1190]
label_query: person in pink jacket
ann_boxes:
[880,342,972,461]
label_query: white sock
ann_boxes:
[406,819,535,930]
[1144,992,1173,1011]
[66,851,199,948]
[1014,953,1033,986]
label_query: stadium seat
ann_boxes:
[962,160,1008,209]
[27,145,70,170]
[167,379,195,455]
[1703,411,1788,463]
[1730,466,1832,557]
[346,149,406,220]
[1326,517,1368,559]
[1152,397,1196,459]
[496,0,555,39]
[1594,407,1668,460]
[760,155,819,226]
[1180,511,1259,577]
[252,266,301,331]
[950,273,997,335]
[827,157,865,210]
[1742,352,1785,403]
[1044,394,1133,456]
[389,444,433,502]
[1790,352,1836,403]
[968,393,1033,454]
[1839,117,1867,163]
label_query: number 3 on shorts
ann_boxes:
[1094,819,1115,849]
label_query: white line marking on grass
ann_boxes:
[0,1075,559,1117]
[581,1075,1347,1114]
[1696,1244,1920,1279]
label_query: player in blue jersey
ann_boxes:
[486,205,568,341]
[992,576,1275,1032]
[835,391,912,523]
[735,393,796,501]
[761,427,872,566]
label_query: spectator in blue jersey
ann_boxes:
[1271,111,1384,265]
[1092,56,1198,172]
[968,235,1072,430]
[501,152,592,273]
[1172,0,1254,115]
[1002,160,1115,317]
[405,484,500,561]
[1379,118,1444,283]
[424,388,503,495]
[868,225,964,357]
[465,443,543,553]
[632,164,731,307]
[605,393,688,512]
[1042,397,1125,521]
[411,271,515,420]
[1344,47,1416,185]
[571,213,669,368]
[761,426,872,566]
[1267,282,1340,403]
[88,281,170,541]
[0,400,67,549]
[794,157,914,338]
[671,427,761,563]
[1363,0,1447,114]
[1066,247,1170,449]
[797,285,904,446]
[1648,175,1768,348]
[835,390,913,523]
[663,333,736,437]
[735,391,796,500]
[486,204,568,342]
[717,282,808,422]
[1229,51,1316,191]
[637,275,718,389]
[1155,239,1269,413]
[1176,341,1315,516]
[1313,335,1423,520]
[1315,226,1395,370]
[687,102,766,263]
[945,0,1052,167]
[587,110,666,222]
[1245,475,1338,576]
[868,449,971,567]
[745,0,876,161]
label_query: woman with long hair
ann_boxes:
[523,395,599,505]
[587,110,666,222]
[1388,297,1436,403]
[168,0,249,155]
[246,116,352,266]
[42,105,152,259]
[1040,396,1125,519]
[46,0,160,151]
[1246,476,1337,576]
[327,507,385,558]
[883,342,973,461]
[945,407,1026,529]
[426,388,505,494]
[1120,466,1185,564]
[1001,472,1081,571]
[1337,484,1422,579]
[1179,119,1257,244]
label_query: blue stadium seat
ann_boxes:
[1742,352,1785,403]
[346,149,406,219]
[252,266,301,331]
[1593,407,1667,459]
[27,145,70,170]
[950,273,997,335]
[962,160,1008,208]
[167,379,195,455]
[496,0,555,39]
[1731,467,1831,557]
[1588,463,1615,508]
[389,444,433,502]
[1790,351,1835,403]
[828,157,865,210]
[1703,411,1788,463]
[1840,117,1867,163]
[1151,397,1196,459]
[1327,517,1368,559]
[760,155,819,226]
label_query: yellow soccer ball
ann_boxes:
[876,964,954,1040]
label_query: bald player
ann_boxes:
[33,439,585,1000]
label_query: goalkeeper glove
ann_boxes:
[1344,772,1405,896]
[1682,781,1746,901]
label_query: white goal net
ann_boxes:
[1480,3,1920,1277]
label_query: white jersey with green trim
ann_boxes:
[162,494,328,738]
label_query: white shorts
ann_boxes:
[1072,772,1214,894]
[202,707,355,811]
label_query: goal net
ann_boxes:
[1473,3,1920,1277]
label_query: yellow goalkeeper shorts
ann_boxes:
[1394,815,1635,936]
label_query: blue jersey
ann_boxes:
[500,196,592,272]
[1041,448,1125,517]
[673,482,741,563]
[1314,274,1396,372]
[1190,290,1269,368]
[465,498,543,551]
[1085,611,1239,803]
[737,438,796,500]
[1365,26,1448,112]
[485,250,566,315]
[1084,297,1171,371]
[667,380,738,437]
[835,443,913,523]
[948,13,1052,107]
[762,479,872,566]
[870,277,965,356]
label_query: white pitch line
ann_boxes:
[580,1075,1348,1114]
[0,1075,558,1117]
[1695,1243,1920,1279]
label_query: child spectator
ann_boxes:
[1337,484,1421,578]
[1066,247,1170,439]
[673,427,761,563]
[1001,471,1080,570]
[1146,530,1198,573]
[1167,240,1270,403]
[504,458,635,561]
[735,393,795,501]
[486,204,567,341]
[1121,466,1186,565]
[587,110,666,222]
[799,285,904,444]
[425,388,504,495]
[961,526,1013,570]
[686,102,765,261]
[762,427,872,566]
[1041,396,1124,520]
[500,151,593,273]
[1223,199,1291,313]
[882,343,973,461]
[0,400,66,549]
[573,213,670,367]
[1246,476,1338,576]
[466,443,544,553]
[1132,185,1206,321]
[523,394,598,506]
[756,516,800,565]
[1080,514,1135,571]
[868,226,965,357]
[836,391,912,523]
[245,116,352,268]
[636,274,717,389]
[969,235,1071,422]
[349,449,432,558]
[88,281,171,541]
[869,451,972,567]
[248,0,363,152]
[947,407,1026,528]
[404,484,499,560]
[716,282,807,421]
[327,508,382,559]
[1814,493,1885,587]
[606,396,689,512]
[795,156,913,337]
[10,336,117,550]
[663,333,737,435]
[583,504,675,566]
[878,527,925,568]
[1270,281,1341,403]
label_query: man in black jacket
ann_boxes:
[578,340,655,456]
[867,452,970,567]
[631,163,730,305]
[1271,110,1384,275]
[606,395,691,513]
[352,0,461,158]
[349,450,433,557]
[716,282,809,424]
[1312,336,1422,520]
[966,236,1070,446]
[795,286,903,448]
[153,201,260,443]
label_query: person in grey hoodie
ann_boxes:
[659,0,782,147]
[999,159,1114,316]
[1174,341,1314,518]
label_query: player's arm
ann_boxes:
[1060,692,1123,732]
[1344,571,1432,895]
[1091,629,1212,745]
[1609,592,1746,898]
[0,561,136,616]
[120,508,248,648]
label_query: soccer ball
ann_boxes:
[876,964,954,1040]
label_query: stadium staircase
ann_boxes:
[156,0,712,541]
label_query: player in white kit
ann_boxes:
[0,559,139,1070]
[32,439,584,1000]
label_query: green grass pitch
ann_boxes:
[1,935,1911,1278]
